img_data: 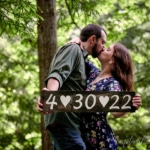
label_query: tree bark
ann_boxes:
[36,0,57,149]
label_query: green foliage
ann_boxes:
[57,0,100,29]
[0,35,41,149]
[0,0,37,36]
[0,0,150,149]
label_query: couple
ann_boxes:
[38,24,142,150]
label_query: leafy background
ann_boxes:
[0,0,150,150]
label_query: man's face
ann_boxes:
[92,30,107,58]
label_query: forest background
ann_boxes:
[0,0,150,150]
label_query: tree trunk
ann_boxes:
[36,0,57,150]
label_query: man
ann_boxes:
[38,24,107,150]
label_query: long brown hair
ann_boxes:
[112,43,134,91]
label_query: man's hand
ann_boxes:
[132,94,142,110]
[37,96,43,112]
[37,78,59,114]
[37,87,50,114]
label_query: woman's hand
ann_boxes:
[132,94,142,110]
[112,93,142,118]
[67,37,81,45]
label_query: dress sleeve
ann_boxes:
[105,79,121,92]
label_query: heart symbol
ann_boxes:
[60,95,71,107]
[99,96,109,107]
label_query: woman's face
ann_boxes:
[98,44,115,63]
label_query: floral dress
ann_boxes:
[82,60,121,150]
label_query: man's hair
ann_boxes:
[80,24,106,42]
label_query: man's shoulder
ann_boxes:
[60,43,81,51]
[57,43,83,57]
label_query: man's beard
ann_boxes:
[92,43,99,58]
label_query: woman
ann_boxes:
[82,43,141,150]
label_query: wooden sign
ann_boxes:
[41,91,136,112]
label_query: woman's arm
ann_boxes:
[112,112,127,118]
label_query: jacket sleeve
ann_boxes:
[45,44,81,88]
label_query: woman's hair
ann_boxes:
[80,24,106,42]
[112,43,134,91]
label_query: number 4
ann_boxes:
[46,94,57,110]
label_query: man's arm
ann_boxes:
[47,78,59,91]
[37,78,59,113]
[37,44,81,113]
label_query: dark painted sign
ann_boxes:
[41,91,135,112]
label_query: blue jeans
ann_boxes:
[47,126,86,150]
